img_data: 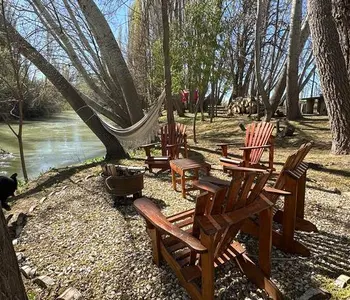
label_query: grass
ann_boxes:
[162,113,350,191]
[316,276,350,299]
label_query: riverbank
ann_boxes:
[0,111,105,179]
[5,114,350,299]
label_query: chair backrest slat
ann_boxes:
[272,142,313,202]
[244,122,274,165]
[159,122,187,157]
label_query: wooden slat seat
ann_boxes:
[134,168,284,299]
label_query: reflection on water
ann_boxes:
[0,111,105,179]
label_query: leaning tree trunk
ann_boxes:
[0,17,128,159]
[308,0,350,154]
[77,0,144,124]
[0,210,28,300]
[286,0,303,120]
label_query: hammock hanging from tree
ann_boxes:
[100,91,165,151]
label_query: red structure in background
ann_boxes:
[180,89,199,104]
[181,90,189,103]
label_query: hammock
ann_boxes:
[100,91,165,151]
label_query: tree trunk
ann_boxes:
[254,0,273,118]
[0,210,28,300]
[286,0,303,120]
[0,17,128,159]
[332,0,350,78]
[77,0,144,124]
[308,0,350,154]
[161,0,175,125]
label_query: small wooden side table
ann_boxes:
[170,158,211,198]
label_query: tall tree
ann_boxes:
[286,0,303,120]
[161,0,175,125]
[308,0,350,154]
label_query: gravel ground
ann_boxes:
[6,159,350,300]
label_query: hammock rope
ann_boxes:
[100,91,165,151]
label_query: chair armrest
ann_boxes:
[141,143,159,149]
[216,143,236,157]
[192,180,223,194]
[134,198,207,253]
[224,165,271,174]
[166,143,184,149]
[197,194,274,235]
[263,186,291,195]
[239,144,272,150]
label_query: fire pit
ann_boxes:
[102,164,145,200]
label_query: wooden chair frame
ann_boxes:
[142,122,188,173]
[198,142,316,257]
[134,167,283,300]
[218,122,275,172]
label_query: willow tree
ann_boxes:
[0,15,127,158]
[308,0,350,154]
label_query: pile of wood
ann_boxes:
[101,164,145,177]
[227,97,263,116]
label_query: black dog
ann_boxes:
[0,173,18,211]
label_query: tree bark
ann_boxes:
[0,210,28,300]
[332,0,350,78]
[77,0,144,124]
[308,0,350,154]
[161,0,175,125]
[286,0,303,120]
[0,17,128,159]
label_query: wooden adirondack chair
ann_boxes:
[134,168,283,300]
[142,122,188,173]
[218,122,274,172]
[198,142,315,257]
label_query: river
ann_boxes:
[0,111,105,180]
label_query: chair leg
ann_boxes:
[147,224,161,266]
[171,168,177,191]
[200,231,214,300]
[235,253,283,300]
[258,207,272,277]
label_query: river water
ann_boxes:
[0,111,105,180]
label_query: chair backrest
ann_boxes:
[244,122,274,164]
[271,142,313,202]
[159,122,187,156]
[191,169,271,262]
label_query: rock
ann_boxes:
[57,287,82,300]
[20,265,37,279]
[6,214,14,225]
[28,205,37,213]
[10,212,27,227]
[85,174,94,181]
[12,239,18,245]
[48,191,56,197]
[34,275,55,288]
[335,274,350,288]
[16,252,25,263]
[40,196,47,204]
[298,288,331,300]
